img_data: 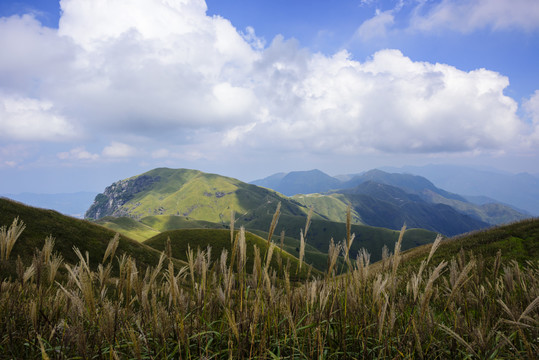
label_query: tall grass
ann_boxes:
[0,214,537,359]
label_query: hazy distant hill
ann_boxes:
[251,169,342,196]
[1,192,97,218]
[255,168,529,228]
[383,164,539,215]
[342,169,466,201]
[337,181,489,236]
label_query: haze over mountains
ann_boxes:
[252,168,530,234]
[0,192,97,218]
[382,164,539,215]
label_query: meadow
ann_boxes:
[0,208,538,359]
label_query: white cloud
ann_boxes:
[57,147,99,161]
[356,9,395,40]
[151,148,170,159]
[524,90,539,144]
[0,95,77,141]
[0,14,75,93]
[241,26,265,50]
[411,0,539,33]
[102,142,138,158]
[0,0,536,167]
[237,47,523,154]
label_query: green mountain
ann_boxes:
[252,169,342,196]
[85,168,311,222]
[337,181,489,236]
[253,168,529,228]
[0,198,181,276]
[342,169,465,201]
[384,164,539,215]
[343,169,528,225]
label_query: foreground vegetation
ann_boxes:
[0,210,538,359]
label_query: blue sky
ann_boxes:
[1,0,539,193]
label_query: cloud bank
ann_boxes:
[0,0,537,168]
[410,0,539,33]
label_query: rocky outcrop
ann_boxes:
[85,175,160,219]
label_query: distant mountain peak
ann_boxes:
[251,169,341,196]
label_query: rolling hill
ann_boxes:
[0,198,182,276]
[396,217,539,270]
[143,228,318,279]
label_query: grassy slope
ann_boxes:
[143,228,319,279]
[112,168,312,224]
[94,210,435,272]
[240,212,438,263]
[397,218,539,270]
[292,193,363,224]
[95,216,160,241]
[246,228,332,272]
[0,198,182,275]
[139,215,228,232]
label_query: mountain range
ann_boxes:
[382,164,539,215]
[79,166,531,257]
[252,168,529,232]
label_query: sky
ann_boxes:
[1,0,539,193]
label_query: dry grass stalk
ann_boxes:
[298,229,306,272]
[0,217,26,261]
[230,209,235,244]
[103,233,120,264]
[391,223,406,279]
[326,238,340,278]
[304,206,313,238]
[267,202,281,245]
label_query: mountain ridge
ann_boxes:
[254,168,529,228]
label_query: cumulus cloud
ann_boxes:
[57,147,99,161]
[410,0,539,33]
[0,0,536,166]
[524,90,539,144]
[0,95,77,141]
[356,9,395,40]
[240,48,523,154]
[0,14,75,92]
[102,142,138,158]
